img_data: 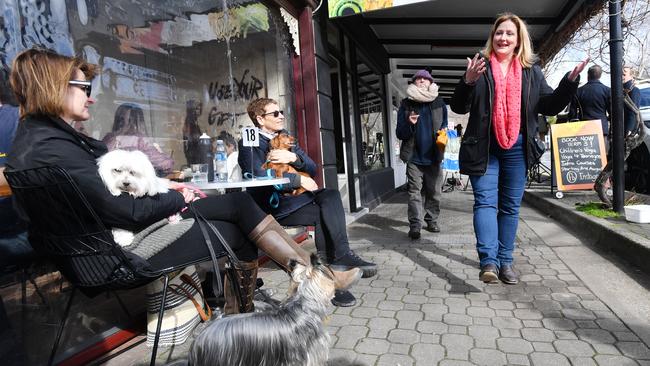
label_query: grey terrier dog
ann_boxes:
[188,254,344,366]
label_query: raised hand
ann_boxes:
[465,53,486,84]
[568,57,590,82]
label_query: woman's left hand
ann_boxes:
[179,187,196,203]
[568,57,590,82]
[268,149,297,164]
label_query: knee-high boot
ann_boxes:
[248,215,361,289]
[223,260,258,314]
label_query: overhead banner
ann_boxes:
[329,0,430,18]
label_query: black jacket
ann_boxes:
[6,114,184,231]
[450,61,578,175]
[569,80,611,135]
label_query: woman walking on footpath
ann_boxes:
[450,13,588,284]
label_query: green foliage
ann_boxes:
[575,202,620,218]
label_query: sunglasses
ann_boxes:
[260,110,283,118]
[68,80,92,97]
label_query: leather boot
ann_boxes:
[223,260,258,314]
[249,215,361,289]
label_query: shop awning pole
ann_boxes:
[608,0,625,213]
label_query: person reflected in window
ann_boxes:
[239,98,377,307]
[102,103,174,175]
[450,13,587,285]
[183,99,203,165]
[217,130,242,181]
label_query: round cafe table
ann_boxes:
[190,177,289,191]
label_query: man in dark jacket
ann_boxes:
[239,98,377,307]
[396,70,448,240]
[623,66,642,135]
[569,65,611,145]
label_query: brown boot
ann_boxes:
[249,215,361,289]
[223,260,258,314]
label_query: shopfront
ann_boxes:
[0,0,318,364]
[323,15,395,212]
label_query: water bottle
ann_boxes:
[198,133,214,182]
[215,139,228,182]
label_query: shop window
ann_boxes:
[0,1,296,364]
[356,60,386,171]
[1,0,296,170]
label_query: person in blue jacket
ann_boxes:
[396,69,448,240]
[239,98,377,307]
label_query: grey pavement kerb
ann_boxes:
[523,188,650,276]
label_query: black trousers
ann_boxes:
[277,188,350,262]
[147,192,265,269]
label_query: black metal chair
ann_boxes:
[4,166,239,366]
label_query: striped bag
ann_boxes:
[145,265,212,347]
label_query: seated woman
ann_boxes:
[6,47,360,314]
[103,103,174,176]
[240,98,378,307]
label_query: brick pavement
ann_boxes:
[259,189,650,366]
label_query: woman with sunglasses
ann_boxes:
[6,48,361,314]
[239,98,378,307]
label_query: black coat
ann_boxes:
[6,114,184,231]
[569,80,611,135]
[450,61,579,175]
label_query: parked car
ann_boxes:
[625,79,650,193]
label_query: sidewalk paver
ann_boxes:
[104,188,650,366]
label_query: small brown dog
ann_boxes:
[263,132,310,195]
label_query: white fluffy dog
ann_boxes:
[97,149,171,246]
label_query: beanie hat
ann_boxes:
[412,69,434,83]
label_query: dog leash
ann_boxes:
[243,169,285,209]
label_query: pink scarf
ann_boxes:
[490,53,522,149]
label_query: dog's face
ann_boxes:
[287,254,337,301]
[97,149,160,197]
[270,133,295,151]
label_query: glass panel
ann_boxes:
[0,0,295,170]
[0,1,295,363]
[356,58,386,171]
[326,22,340,51]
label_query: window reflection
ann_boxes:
[0,1,296,363]
[357,60,386,171]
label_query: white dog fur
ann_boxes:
[97,149,171,246]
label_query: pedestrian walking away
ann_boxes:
[396,69,448,240]
[569,64,611,151]
[450,13,588,285]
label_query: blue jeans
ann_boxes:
[469,134,526,268]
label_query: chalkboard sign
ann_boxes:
[550,120,607,191]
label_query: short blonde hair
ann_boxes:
[247,98,277,127]
[482,13,537,68]
[10,47,97,118]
